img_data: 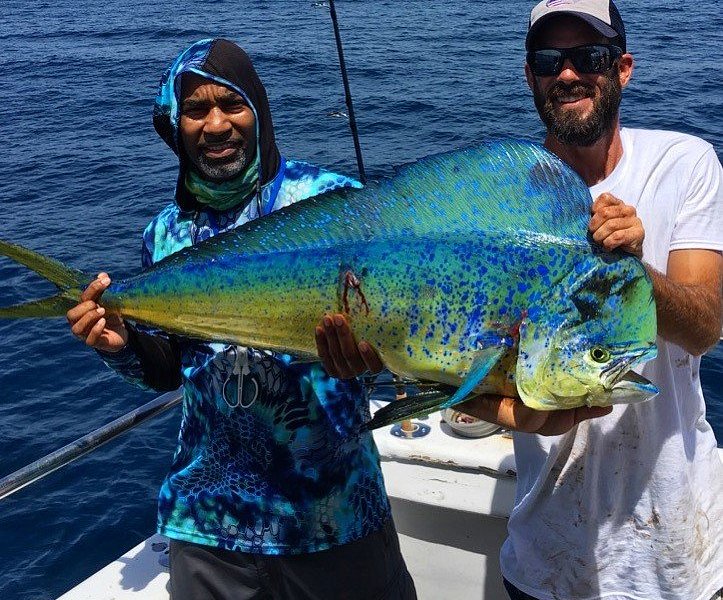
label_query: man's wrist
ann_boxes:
[96,343,131,358]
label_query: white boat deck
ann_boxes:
[59,405,517,599]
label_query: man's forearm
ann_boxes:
[646,265,722,356]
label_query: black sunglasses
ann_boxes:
[527,44,623,77]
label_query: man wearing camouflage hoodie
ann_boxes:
[66,38,415,600]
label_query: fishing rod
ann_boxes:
[314,0,367,184]
[0,391,182,501]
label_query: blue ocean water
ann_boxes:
[0,1,720,598]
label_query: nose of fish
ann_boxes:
[608,369,659,405]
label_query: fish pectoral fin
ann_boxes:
[439,346,506,409]
[363,347,505,431]
[363,387,455,431]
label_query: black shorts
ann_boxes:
[169,519,417,600]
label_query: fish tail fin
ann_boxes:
[0,239,88,318]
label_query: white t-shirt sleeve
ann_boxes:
[670,145,723,252]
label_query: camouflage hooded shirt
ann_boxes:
[103,38,391,554]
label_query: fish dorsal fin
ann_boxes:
[382,139,592,239]
[155,140,592,269]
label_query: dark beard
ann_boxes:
[533,66,622,146]
[196,145,250,182]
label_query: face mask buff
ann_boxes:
[184,152,260,211]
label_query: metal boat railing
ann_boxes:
[0,390,182,501]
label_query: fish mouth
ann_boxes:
[548,369,658,409]
[600,344,658,405]
[607,369,659,405]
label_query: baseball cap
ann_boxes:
[526,0,626,51]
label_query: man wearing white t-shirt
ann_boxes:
[495,1,723,599]
[315,0,722,598]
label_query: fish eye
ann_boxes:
[590,346,611,363]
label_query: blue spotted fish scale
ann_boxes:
[0,140,658,421]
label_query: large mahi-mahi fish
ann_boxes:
[0,140,658,429]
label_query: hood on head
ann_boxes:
[153,38,281,211]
